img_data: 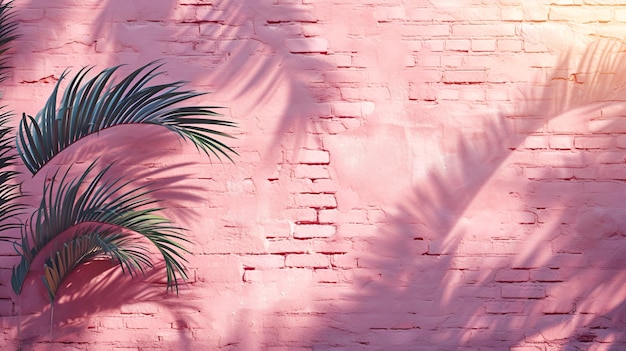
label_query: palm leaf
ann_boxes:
[0,0,19,84]
[41,230,153,303]
[0,108,23,237]
[16,62,238,175]
[11,162,190,295]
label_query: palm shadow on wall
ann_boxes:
[6,0,333,348]
[301,39,626,349]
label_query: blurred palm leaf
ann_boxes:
[0,109,22,237]
[11,162,191,296]
[16,62,238,175]
[0,0,22,238]
[0,0,19,84]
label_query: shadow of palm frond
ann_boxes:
[304,38,626,350]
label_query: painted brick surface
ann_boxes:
[0,0,624,350]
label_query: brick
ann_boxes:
[294,165,330,179]
[445,39,470,51]
[617,135,626,148]
[267,240,313,254]
[451,24,517,36]
[278,38,328,53]
[313,268,339,283]
[373,6,406,22]
[296,149,330,165]
[588,118,626,133]
[262,221,291,239]
[294,193,337,208]
[548,135,572,149]
[501,285,546,299]
[485,301,525,314]
[471,39,497,52]
[501,7,524,21]
[443,70,487,84]
[498,39,523,52]
[495,269,530,282]
[461,240,492,254]
[524,136,548,149]
[332,102,362,117]
[294,224,336,239]
[285,254,329,268]
[598,164,626,180]
[574,136,614,149]
[241,255,285,270]
[549,6,611,22]
[409,83,437,101]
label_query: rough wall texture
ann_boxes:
[0,0,625,350]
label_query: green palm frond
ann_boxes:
[0,108,22,236]
[41,230,153,303]
[16,62,238,175]
[11,162,190,295]
[0,0,19,84]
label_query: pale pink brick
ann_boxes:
[332,102,361,117]
[422,39,445,51]
[373,6,406,22]
[574,136,613,149]
[407,8,435,21]
[120,303,160,315]
[498,39,523,52]
[262,221,291,239]
[441,55,463,67]
[452,24,516,36]
[297,149,330,165]
[285,254,329,268]
[599,164,626,180]
[331,253,358,268]
[549,6,611,22]
[495,269,530,282]
[513,211,536,224]
[409,83,437,101]
[325,70,370,84]
[334,54,352,67]
[310,179,339,193]
[524,167,574,180]
[443,70,487,83]
[471,39,497,52]
[417,54,441,67]
[501,7,524,21]
[286,37,328,53]
[337,223,378,238]
[485,301,525,314]
[501,285,546,299]
[530,268,563,282]
[407,69,443,83]
[415,24,450,37]
[267,240,313,254]
[548,135,572,149]
[617,135,626,148]
[445,39,470,52]
[314,269,339,283]
[524,136,548,149]
[294,193,337,208]
[241,255,285,270]
[461,88,485,101]
[313,239,351,254]
[294,224,336,239]
[437,88,460,100]
[294,165,330,179]
[492,240,522,254]
[588,118,626,133]
[534,151,587,167]
[285,208,318,222]
[461,240,492,254]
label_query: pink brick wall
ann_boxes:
[1,0,625,350]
